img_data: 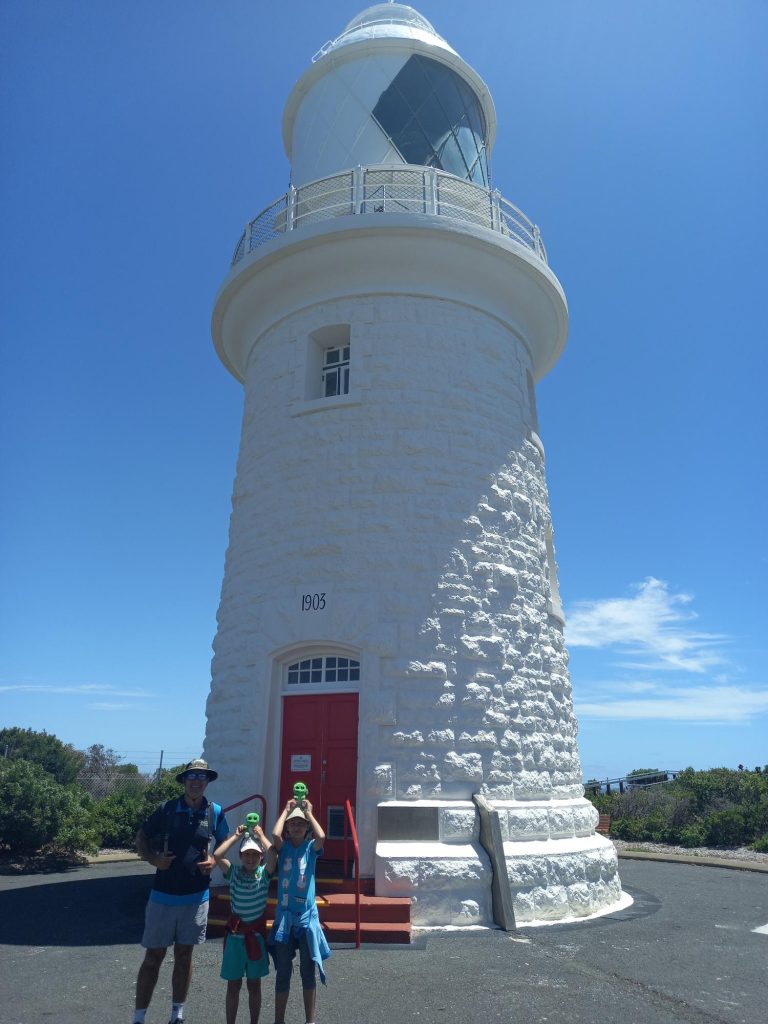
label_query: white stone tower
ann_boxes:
[204,2,626,926]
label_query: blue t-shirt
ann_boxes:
[276,839,320,916]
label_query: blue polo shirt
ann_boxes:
[143,796,229,906]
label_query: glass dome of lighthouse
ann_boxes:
[283,2,496,189]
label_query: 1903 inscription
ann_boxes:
[301,593,326,611]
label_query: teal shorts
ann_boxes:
[220,932,269,981]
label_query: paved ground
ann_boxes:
[0,858,765,1024]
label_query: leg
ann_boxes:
[135,947,167,1011]
[246,978,262,1024]
[297,935,317,1023]
[171,943,194,1003]
[226,978,242,1024]
[302,987,316,1024]
[274,990,289,1024]
[273,940,294,1024]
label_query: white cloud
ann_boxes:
[88,702,137,711]
[565,577,725,672]
[0,683,150,698]
[576,684,768,723]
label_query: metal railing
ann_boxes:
[342,798,361,949]
[222,792,268,827]
[584,771,681,796]
[231,165,547,268]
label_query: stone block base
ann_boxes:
[504,834,626,924]
[375,841,493,926]
[375,798,629,927]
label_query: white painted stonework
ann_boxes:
[203,2,626,927]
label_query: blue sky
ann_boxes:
[1,1,766,779]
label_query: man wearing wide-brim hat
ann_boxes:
[132,759,229,1024]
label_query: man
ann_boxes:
[132,758,229,1024]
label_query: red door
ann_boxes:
[280,693,358,860]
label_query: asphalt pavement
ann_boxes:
[0,858,765,1024]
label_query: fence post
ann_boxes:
[353,166,365,215]
[286,185,297,231]
[491,188,501,233]
[533,223,542,257]
[425,167,438,216]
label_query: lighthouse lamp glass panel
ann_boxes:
[372,55,489,186]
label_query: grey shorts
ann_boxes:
[141,898,208,948]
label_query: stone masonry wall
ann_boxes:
[204,292,586,867]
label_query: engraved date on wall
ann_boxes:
[301,593,326,611]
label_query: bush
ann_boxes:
[89,764,187,849]
[93,791,146,848]
[141,765,187,810]
[600,767,768,848]
[0,727,84,785]
[748,833,768,853]
[702,808,749,847]
[0,759,99,857]
[678,824,707,847]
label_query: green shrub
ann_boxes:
[702,808,749,847]
[601,768,768,849]
[678,823,707,847]
[748,833,768,853]
[0,759,98,856]
[93,791,146,848]
[0,727,84,785]
[140,765,187,811]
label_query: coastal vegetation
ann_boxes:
[587,766,768,852]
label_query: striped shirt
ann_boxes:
[226,864,271,922]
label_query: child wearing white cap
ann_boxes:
[213,821,277,1024]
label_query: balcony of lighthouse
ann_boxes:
[230,165,547,268]
[216,161,567,388]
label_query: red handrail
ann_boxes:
[222,792,268,828]
[343,798,361,949]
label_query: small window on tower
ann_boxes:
[322,345,350,397]
[305,324,352,402]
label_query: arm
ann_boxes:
[212,826,246,875]
[263,844,278,875]
[270,799,295,851]
[303,800,325,852]
[136,827,175,871]
[250,823,277,873]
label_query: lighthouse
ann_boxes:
[203,3,626,927]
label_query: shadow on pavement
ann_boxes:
[0,867,151,947]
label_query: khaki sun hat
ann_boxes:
[175,758,218,783]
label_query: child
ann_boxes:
[213,822,277,1024]
[269,799,331,1024]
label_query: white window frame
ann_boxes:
[321,344,350,398]
[282,650,361,693]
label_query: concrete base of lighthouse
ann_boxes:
[375,798,628,927]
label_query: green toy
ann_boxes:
[244,811,260,833]
[293,781,308,807]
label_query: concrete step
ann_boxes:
[317,892,411,923]
[208,886,412,944]
[315,875,375,896]
[322,920,412,944]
